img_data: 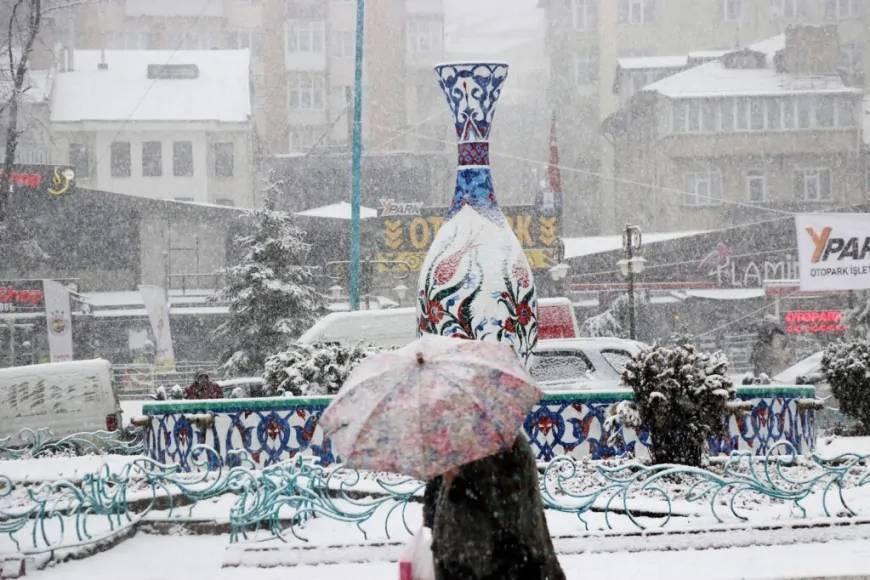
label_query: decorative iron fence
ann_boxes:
[2,440,869,556]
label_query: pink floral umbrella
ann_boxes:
[318,334,543,481]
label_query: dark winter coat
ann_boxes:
[431,436,565,580]
[423,476,443,529]
[183,380,224,400]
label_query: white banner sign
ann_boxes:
[795,213,870,292]
[43,280,73,363]
[139,285,176,372]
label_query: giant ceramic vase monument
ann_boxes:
[416,62,538,366]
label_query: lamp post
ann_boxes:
[393,283,409,306]
[349,0,366,311]
[326,258,411,311]
[617,225,646,341]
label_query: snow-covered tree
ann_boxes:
[612,344,736,466]
[822,340,870,433]
[580,293,652,340]
[844,292,870,341]
[212,171,325,376]
[263,342,387,397]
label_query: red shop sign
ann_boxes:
[0,286,44,306]
[784,311,847,334]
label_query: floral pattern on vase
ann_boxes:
[416,62,538,367]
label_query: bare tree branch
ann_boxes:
[0,0,42,224]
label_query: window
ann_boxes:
[330,30,355,58]
[683,170,722,206]
[285,20,325,53]
[69,143,89,179]
[168,31,220,50]
[618,0,655,23]
[600,350,632,374]
[288,73,325,110]
[110,141,131,177]
[749,98,765,130]
[407,18,442,53]
[815,95,835,127]
[825,0,864,19]
[723,0,744,21]
[720,100,734,131]
[837,97,856,126]
[529,351,593,384]
[840,42,864,75]
[765,99,782,130]
[142,141,162,177]
[687,100,700,132]
[782,97,796,129]
[797,96,813,128]
[224,28,252,50]
[173,141,193,177]
[575,52,598,87]
[572,0,597,31]
[289,128,321,152]
[747,170,767,202]
[794,168,832,201]
[214,142,234,178]
[735,97,749,130]
[701,100,717,132]
[770,0,808,19]
[671,101,686,132]
[104,31,151,50]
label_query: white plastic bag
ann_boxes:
[399,526,435,580]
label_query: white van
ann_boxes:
[0,359,122,440]
[298,298,579,348]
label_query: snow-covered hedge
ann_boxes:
[612,344,736,466]
[822,341,870,433]
[263,342,388,397]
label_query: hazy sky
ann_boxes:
[444,0,542,41]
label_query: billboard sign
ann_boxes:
[795,213,870,292]
[376,203,562,272]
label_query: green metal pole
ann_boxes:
[349,0,365,311]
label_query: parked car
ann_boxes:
[0,359,122,440]
[297,298,580,349]
[530,338,646,391]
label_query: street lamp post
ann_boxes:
[349,0,366,311]
[617,225,646,341]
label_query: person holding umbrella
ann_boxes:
[319,334,566,580]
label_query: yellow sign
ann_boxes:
[376,205,562,272]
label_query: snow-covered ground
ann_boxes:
[21,532,870,580]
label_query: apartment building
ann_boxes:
[47,49,255,207]
[73,0,446,156]
[539,0,870,234]
[603,26,864,233]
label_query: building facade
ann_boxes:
[604,27,865,233]
[540,0,870,234]
[47,49,255,207]
[72,0,447,156]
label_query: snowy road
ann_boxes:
[23,533,870,580]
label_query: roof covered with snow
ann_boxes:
[617,56,688,70]
[295,202,377,220]
[564,230,707,259]
[0,67,53,104]
[50,50,252,123]
[643,35,860,98]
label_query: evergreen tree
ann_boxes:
[212,172,326,376]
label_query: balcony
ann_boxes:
[125,0,223,18]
